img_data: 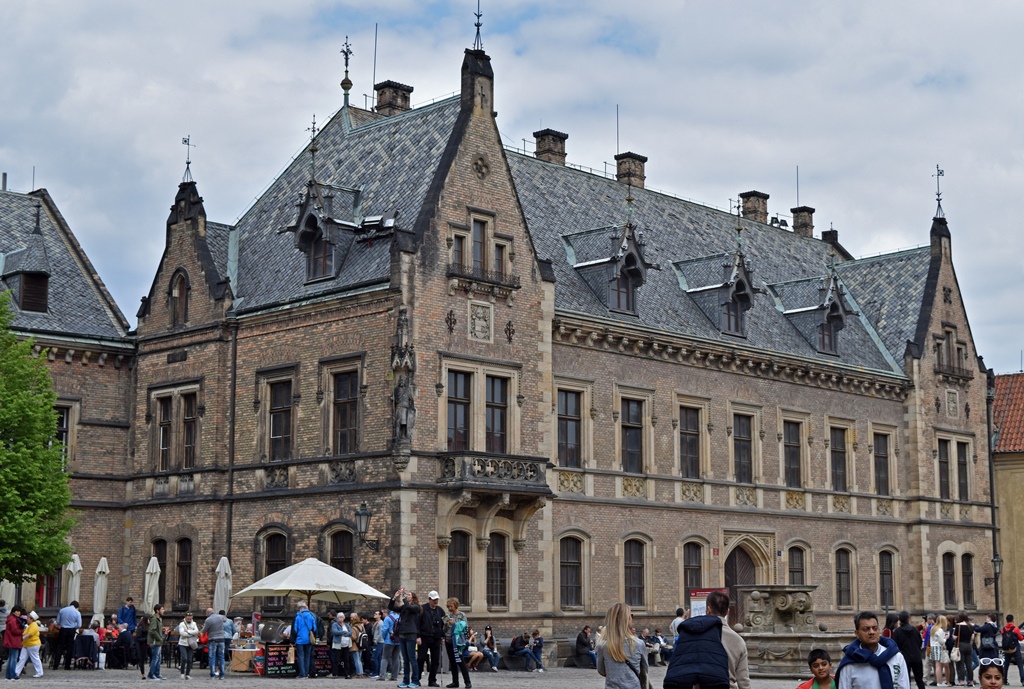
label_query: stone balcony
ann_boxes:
[437,452,553,495]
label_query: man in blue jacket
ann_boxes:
[293,601,319,678]
[117,597,138,633]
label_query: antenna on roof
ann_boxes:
[933,164,945,218]
[616,104,620,155]
[182,136,196,183]
[372,23,378,108]
[306,115,320,181]
[796,165,800,206]
[473,0,484,50]
[340,37,354,107]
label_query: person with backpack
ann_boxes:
[443,598,472,689]
[892,611,925,689]
[1000,614,1024,685]
[664,592,732,689]
[378,609,401,681]
[597,602,647,689]
[975,614,1001,660]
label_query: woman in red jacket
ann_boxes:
[3,606,25,680]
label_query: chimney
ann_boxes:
[374,80,414,117]
[791,206,815,238]
[1,172,6,191]
[533,129,568,165]
[615,152,647,189]
[739,191,769,224]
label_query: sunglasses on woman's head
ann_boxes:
[980,657,1004,667]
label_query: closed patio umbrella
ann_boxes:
[212,557,232,614]
[66,554,83,603]
[90,557,109,626]
[142,556,161,613]
[0,580,16,607]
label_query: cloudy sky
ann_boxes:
[2,1,1021,373]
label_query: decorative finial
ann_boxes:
[735,224,744,252]
[933,164,945,218]
[625,185,635,228]
[182,136,196,183]
[473,0,484,51]
[827,248,837,271]
[306,115,319,181]
[340,37,354,107]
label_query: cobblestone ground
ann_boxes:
[1,662,807,689]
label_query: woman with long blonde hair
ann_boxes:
[596,602,647,689]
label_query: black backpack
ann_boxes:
[664,615,730,689]
[1003,628,1018,652]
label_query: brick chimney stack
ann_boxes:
[615,152,647,189]
[739,191,769,224]
[791,206,815,238]
[374,81,414,117]
[534,129,568,165]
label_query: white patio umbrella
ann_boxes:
[212,557,232,613]
[66,554,83,603]
[142,556,162,613]
[90,557,109,626]
[232,557,388,605]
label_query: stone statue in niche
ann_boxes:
[470,304,491,341]
[393,375,416,443]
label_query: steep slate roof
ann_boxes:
[507,153,909,374]
[0,189,129,341]
[995,372,1024,453]
[230,99,461,313]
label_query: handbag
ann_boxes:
[467,646,478,653]
[188,637,198,650]
[950,646,962,662]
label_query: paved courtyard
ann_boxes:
[3,663,807,689]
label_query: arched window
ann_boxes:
[560,536,583,610]
[609,256,640,312]
[486,533,507,608]
[835,548,852,608]
[175,539,192,610]
[170,272,188,325]
[307,231,334,279]
[878,550,894,609]
[942,552,957,608]
[330,531,354,575]
[723,281,749,335]
[683,542,702,606]
[448,531,471,604]
[788,546,806,585]
[264,533,288,610]
[624,539,646,607]
[153,539,167,607]
[962,554,975,608]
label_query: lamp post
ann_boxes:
[354,502,380,551]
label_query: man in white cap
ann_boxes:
[417,592,445,687]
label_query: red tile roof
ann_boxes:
[995,372,1024,453]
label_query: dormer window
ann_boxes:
[610,255,641,312]
[308,231,333,279]
[819,303,843,354]
[20,272,49,313]
[170,271,189,325]
[723,280,750,335]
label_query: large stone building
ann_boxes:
[1,44,996,637]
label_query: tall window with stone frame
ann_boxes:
[835,548,852,608]
[170,272,188,325]
[938,439,951,499]
[485,376,508,453]
[557,390,582,468]
[264,533,288,610]
[447,371,471,452]
[723,282,749,335]
[269,381,292,461]
[182,394,197,469]
[560,537,583,610]
[333,371,359,455]
[609,261,639,312]
[308,231,334,280]
[472,219,486,274]
[830,428,848,492]
[54,405,71,469]
[683,543,702,606]
[733,414,753,483]
[783,421,801,488]
[486,534,507,608]
[158,397,172,471]
[788,547,805,585]
[942,553,957,608]
[874,433,890,496]
[174,538,192,611]
[330,531,354,574]
[153,539,168,607]
[962,554,975,608]
[35,567,62,609]
[447,531,471,604]
[620,399,644,473]
[957,442,970,501]
[452,234,466,270]
[680,407,700,479]
[878,551,894,610]
[624,539,645,607]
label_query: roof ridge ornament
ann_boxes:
[340,37,354,107]
[182,135,196,183]
[306,114,320,182]
[933,164,945,218]
[473,0,484,51]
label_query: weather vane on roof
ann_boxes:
[933,164,945,218]
[306,115,319,180]
[473,0,484,50]
[340,36,354,107]
[182,136,196,183]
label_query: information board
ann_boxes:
[313,645,331,676]
[264,643,296,677]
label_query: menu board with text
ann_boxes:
[264,644,296,676]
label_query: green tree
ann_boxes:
[0,292,74,582]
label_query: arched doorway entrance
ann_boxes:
[724,546,756,624]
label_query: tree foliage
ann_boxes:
[0,292,74,582]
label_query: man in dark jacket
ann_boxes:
[892,611,925,689]
[418,592,445,687]
[663,605,730,689]
[575,626,597,668]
